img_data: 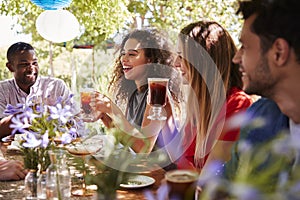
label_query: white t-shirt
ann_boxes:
[290,119,300,135]
[290,119,300,168]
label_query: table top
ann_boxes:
[0,142,166,200]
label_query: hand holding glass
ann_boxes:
[147,78,169,121]
[80,88,95,121]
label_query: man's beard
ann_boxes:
[244,57,275,98]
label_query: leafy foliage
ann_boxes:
[1,0,241,49]
[0,0,242,92]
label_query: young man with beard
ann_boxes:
[233,0,300,141]
[225,0,300,178]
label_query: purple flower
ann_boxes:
[237,140,252,153]
[226,111,251,130]
[64,94,75,107]
[24,106,41,122]
[23,132,42,148]
[197,160,225,186]
[7,94,78,150]
[144,183,170,200]
[54,96,63,104]
[60,133,73,144]
[3,103,25,115]
[41,131,49,148]
[231,183,262,200]
[10,114,31,135]
[157,184,170,200]
[48,103,72,124]
[69,127,77,138]
[272,137,291,157]
[289,181,300,194]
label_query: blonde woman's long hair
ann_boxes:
[179,21,242,168]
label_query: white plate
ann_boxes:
[66,134,115,157]
[120,175,155,189]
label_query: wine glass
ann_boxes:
[147,78,169,121]
[67,140,100,197]
[80,88,95,121]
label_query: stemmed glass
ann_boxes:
[68,150,94,196]
[147,78,169,121]
[67,139,101,197]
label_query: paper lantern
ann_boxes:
[36,10,80,43]
[30,0,72,10]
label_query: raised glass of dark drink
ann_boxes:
[147,78,169,120]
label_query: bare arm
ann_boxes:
[108,102,166,153]
[0,160,28,181]
[90,92,171,153]
[0,115,13,139]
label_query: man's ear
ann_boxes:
[6,62,14,72]
[272,38,290,66]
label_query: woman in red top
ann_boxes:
[172,21,252,171]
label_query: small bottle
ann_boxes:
[24,169,38,200]
[37,171,47,200]
[46,149,71,200]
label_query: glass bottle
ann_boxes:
[24,169,38,200]
[46,149,71,200]
[37,171,47,200]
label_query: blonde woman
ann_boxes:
[173,21,252,171]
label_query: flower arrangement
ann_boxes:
[4,94,83,171]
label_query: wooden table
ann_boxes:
[0,142,166,200]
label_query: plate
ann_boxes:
[120,175,155,189]
[65,143,95,155]
[66,136,104,155]
[65,134,115,157]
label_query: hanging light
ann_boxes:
[36,10,80,43]
[30,0,72,10]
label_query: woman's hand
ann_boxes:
[90,92,113,115]
[83,92,114,128]
[99,112,114,128]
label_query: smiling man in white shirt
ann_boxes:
[0,42,72,139]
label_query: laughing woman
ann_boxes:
[89,29,180,154]
[170,21,252,171]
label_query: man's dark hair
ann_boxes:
[237,0,300,62]
[7,42,35,63]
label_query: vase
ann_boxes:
[37,171,47,200]
[24,169,38,200]
[46,149,71,200]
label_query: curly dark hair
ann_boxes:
[237,0,300,62]
[108,29,175,105]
